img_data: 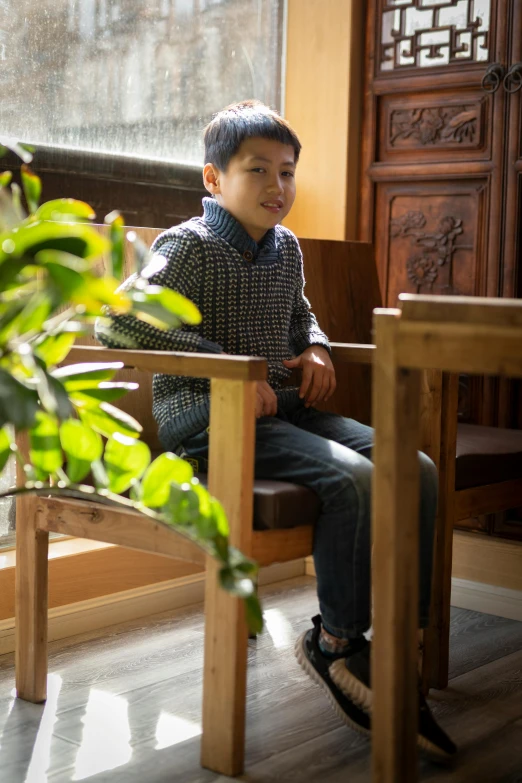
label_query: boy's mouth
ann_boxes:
[261,201,283,214]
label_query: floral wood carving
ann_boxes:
[390,106,478,146]
[390,210,465,293]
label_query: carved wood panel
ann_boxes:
[375,180,487,304]
[380,0,492,72]
[379,91,489,161]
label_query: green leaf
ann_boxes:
[174,485,201,525]
[12,296,52,340]
[0,172,12,189]
[53,362,122,390]
[213,533,229,563]
[210,497,229,537]
[33,332,77,367]
[105,211,124,280]
[72,275,129,314]
[227,551,258,576]
[45,261,85,299]
[141,453,193,507]
[244,593,264,634]
[0,427,12,472]
[219,567,255,599]
[69,382,138,409]
[60,418,103,482]
[36,249,92,274]
[21,165,42,214]
[0,221,110,265]
[0,258,33,290]
[60,418,103,461]
[104,433,151,494]
[190,482,218,538]
[149,286,201,325]
[130,286,201,329]
[34,199,95,223]
[37,370,73,420]
[91,458,109,489]
[0,369,39,429]
[127,231,151,275]
[29,411,62,476]
[79,402,142,439]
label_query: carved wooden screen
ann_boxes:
[360,0,522,536]
[360,0,507,423]
[380,0,491,71]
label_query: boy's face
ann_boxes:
[203,137,296,242]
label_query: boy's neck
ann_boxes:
[202,198,278,262]
[214,198,267,243]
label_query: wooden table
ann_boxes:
[371,294,522,783]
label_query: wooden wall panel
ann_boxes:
[284,0,365,240]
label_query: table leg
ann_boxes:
[372,311,421,783]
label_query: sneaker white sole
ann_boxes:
[329,657,372,712]
[294,632,370,738]
[329,658,454,761]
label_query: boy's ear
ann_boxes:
[203,163,221,195]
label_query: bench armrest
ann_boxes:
[330,343,375,365]
[66,345,267,381]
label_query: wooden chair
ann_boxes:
[425,370,522,690]
[371,294,522,783]
[15,234,379,777]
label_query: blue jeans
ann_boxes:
[181,399,437,640]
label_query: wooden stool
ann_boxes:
[371,294,522,783]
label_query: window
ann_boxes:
[0,0,285,165]
[0,0,285,548]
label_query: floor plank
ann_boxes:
[1,576,521,783]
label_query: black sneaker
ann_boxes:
[329,636,372,712]
[417,691,457,761]
[330,636,457,761]
[294,615,371,737]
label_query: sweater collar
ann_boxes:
[202,197,278,263]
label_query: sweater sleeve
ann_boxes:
[288,242,330,356]
[95,231,223,355]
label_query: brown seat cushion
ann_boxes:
[148,450,320,531]
[456,423,522,491]
[196,474,320,531]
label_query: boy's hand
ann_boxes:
[256,381,278,418]
[283,346,336,407]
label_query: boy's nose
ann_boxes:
[267,178,284,193]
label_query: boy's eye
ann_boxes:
[251,167,265,173]
[282,171,295,178]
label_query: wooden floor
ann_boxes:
[1,575,522,783]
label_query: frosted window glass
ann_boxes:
[0,0,284,165]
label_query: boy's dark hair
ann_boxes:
[204,100,301,171]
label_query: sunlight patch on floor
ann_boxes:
[155,711,201,750]
[24,674,62,783]
[73,689,131,781]
[263,608,294,648]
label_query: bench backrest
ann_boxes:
[90,228,380,451]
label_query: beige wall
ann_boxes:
[283,0,364,240]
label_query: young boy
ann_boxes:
[97,100,455,758]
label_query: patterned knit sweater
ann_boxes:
[96,198,330,450]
